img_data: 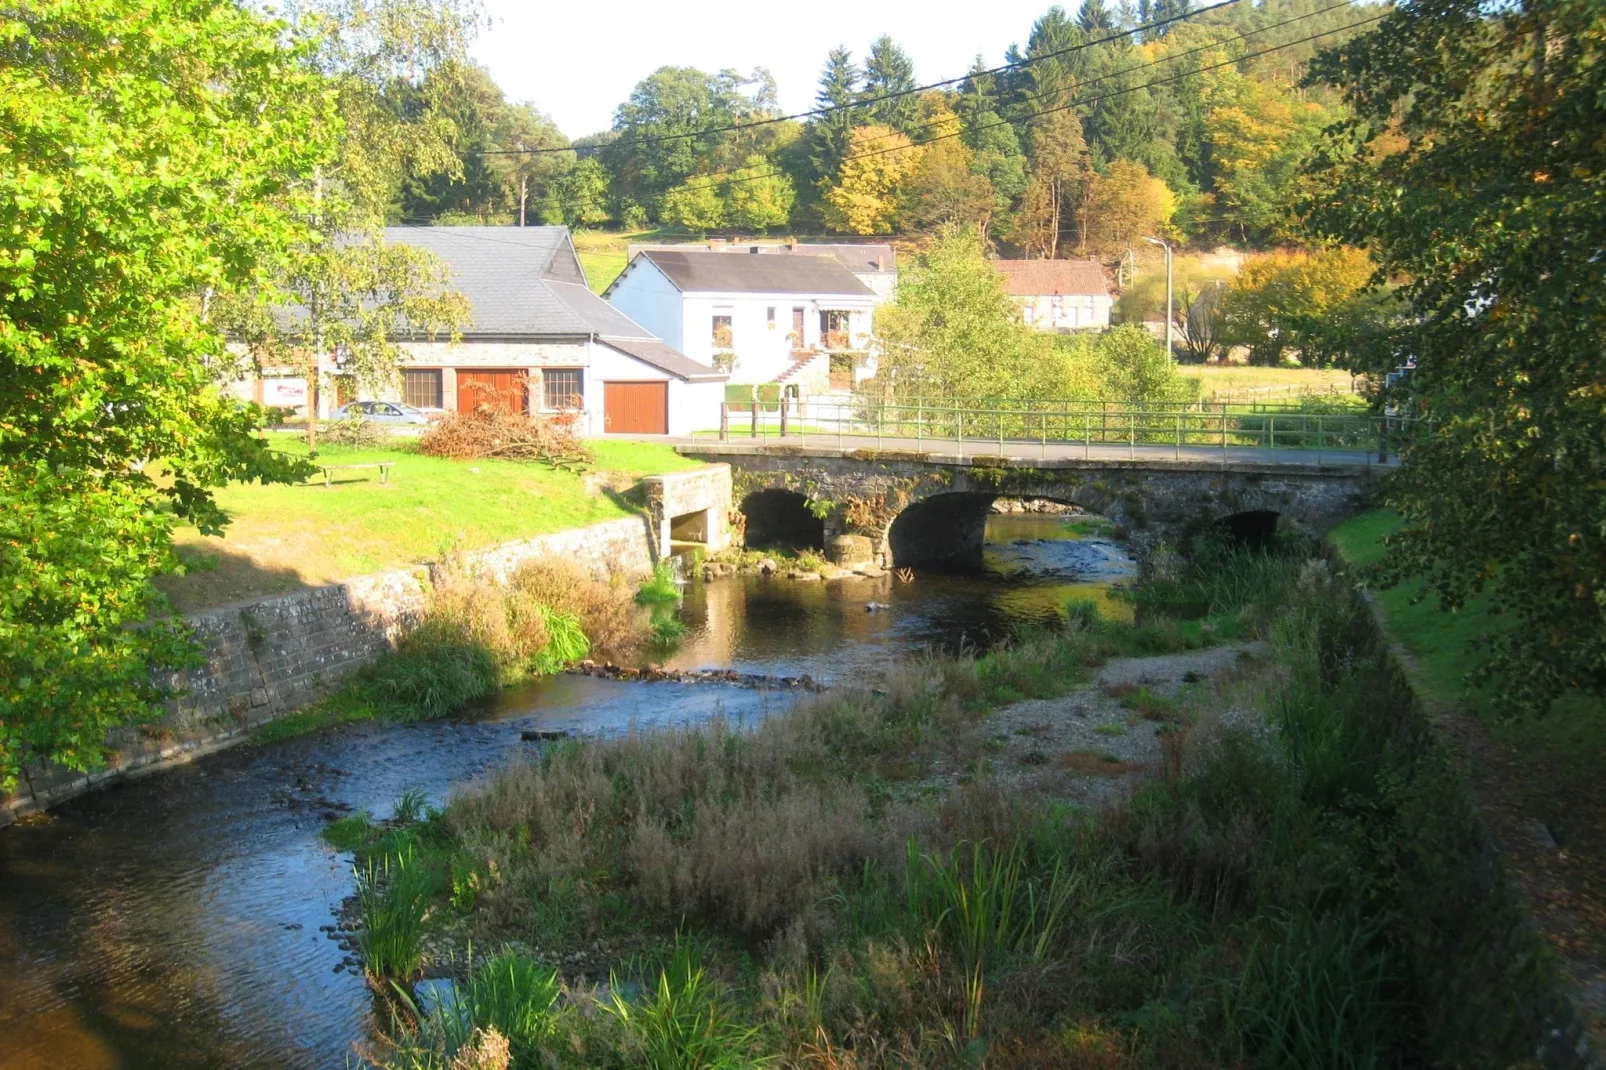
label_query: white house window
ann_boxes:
[766,306,776,329]
[1022,303,1035,326]
[403,368,442,409]
[542,368,583,410]
[712,314,733,349]
[1051,294,1066,324]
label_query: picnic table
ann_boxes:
[317,462,395,487]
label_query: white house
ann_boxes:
[625,240,898,303]
[604,248,880,391]
[995,259,1113,333]
[230,227,726,436]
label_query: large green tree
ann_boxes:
[0,0,335,788]
[1306,0,1606,711]
[860,36,919,133]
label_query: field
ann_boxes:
[1188,362,1360,400]
[1330,511,1606,1042]
[156,438,702,612]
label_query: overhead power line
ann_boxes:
[815,0,1365,165]
[671,7,1386,195]
[466,0,1241,158]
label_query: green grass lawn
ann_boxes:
[158,438,702,612]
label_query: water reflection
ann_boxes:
[0,514,1134,1070]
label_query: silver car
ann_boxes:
[331,401,432,425]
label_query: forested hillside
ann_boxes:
[387,0,1379,254]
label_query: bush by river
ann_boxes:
[332,540,1572,1069]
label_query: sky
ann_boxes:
[470,0,1065,140]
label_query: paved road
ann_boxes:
[597,432,1394,471]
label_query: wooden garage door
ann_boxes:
[457,369,527,415]
[604,381,668,434]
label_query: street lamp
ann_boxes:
[1143,236,1173,364]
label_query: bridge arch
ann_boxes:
[886,492,1107,569]
[739,488,824,550]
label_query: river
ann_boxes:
[0,513,1134,1070]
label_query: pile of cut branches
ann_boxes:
[419,407,592,469]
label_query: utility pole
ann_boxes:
[1144,236,1174,364]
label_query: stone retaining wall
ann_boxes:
[1,514,657,827]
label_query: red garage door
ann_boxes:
[457,369,527,415]
[604,381,668,434]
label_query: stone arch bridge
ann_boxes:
[681,443,1378,568]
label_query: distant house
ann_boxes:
[231,226,725,436]
[604,248,881,391]
[994,259,1113,333]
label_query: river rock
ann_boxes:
[757,557,779,576]
[702,561,737,580]
[789,570,822,582]
[827,534,875,566]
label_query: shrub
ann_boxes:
[607,939,759,1070]
[507,559,641,652]
[355,850,438,982]
[368,618,501,721]
[635,561,681,606]
[426,951,562,1068]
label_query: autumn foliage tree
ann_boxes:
[824,125,921,234]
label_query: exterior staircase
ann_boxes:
[775,350,829,392]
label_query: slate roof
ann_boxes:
[793,243,896,274]
[625,249,875,296]
[601,338,728,382]
[993,259,1110,298]
[377,227,721,382]
[383,227,651,339]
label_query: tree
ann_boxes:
[222,0,479,453]
[1084,159,1175,256]
[823,125,921,234]
[808,47,860,194]
[873,227,1062,399]
[558,157,612,227]
[1016,103,1093,256]
[1175,279,1226,363]
[1220,248,1381,367]
[661,176,726,232]
[604,66,773,219]
[861,35,919,133]
[0,0,334,789]
[957,58,1029,208]
[396,61,509,223]
[898,111,997,233]
[1308,0,1606,716]
[492,103,573,227]
[1095,324,1199,402]
[1077,0,1115,35]
[724,157,797,230]
[1205,74,1333,242]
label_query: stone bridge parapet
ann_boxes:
[680,444,1375,567]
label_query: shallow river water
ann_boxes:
[0,514,1134,1070]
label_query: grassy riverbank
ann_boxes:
[158,439,701,612]
[1332,509,1606,1045]
[251,560,681,747]
[330,539,1566,1069]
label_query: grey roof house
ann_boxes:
[232,226,726,437]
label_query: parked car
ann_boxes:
[331,401,433,425]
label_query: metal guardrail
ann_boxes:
[708,398,1418,467]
